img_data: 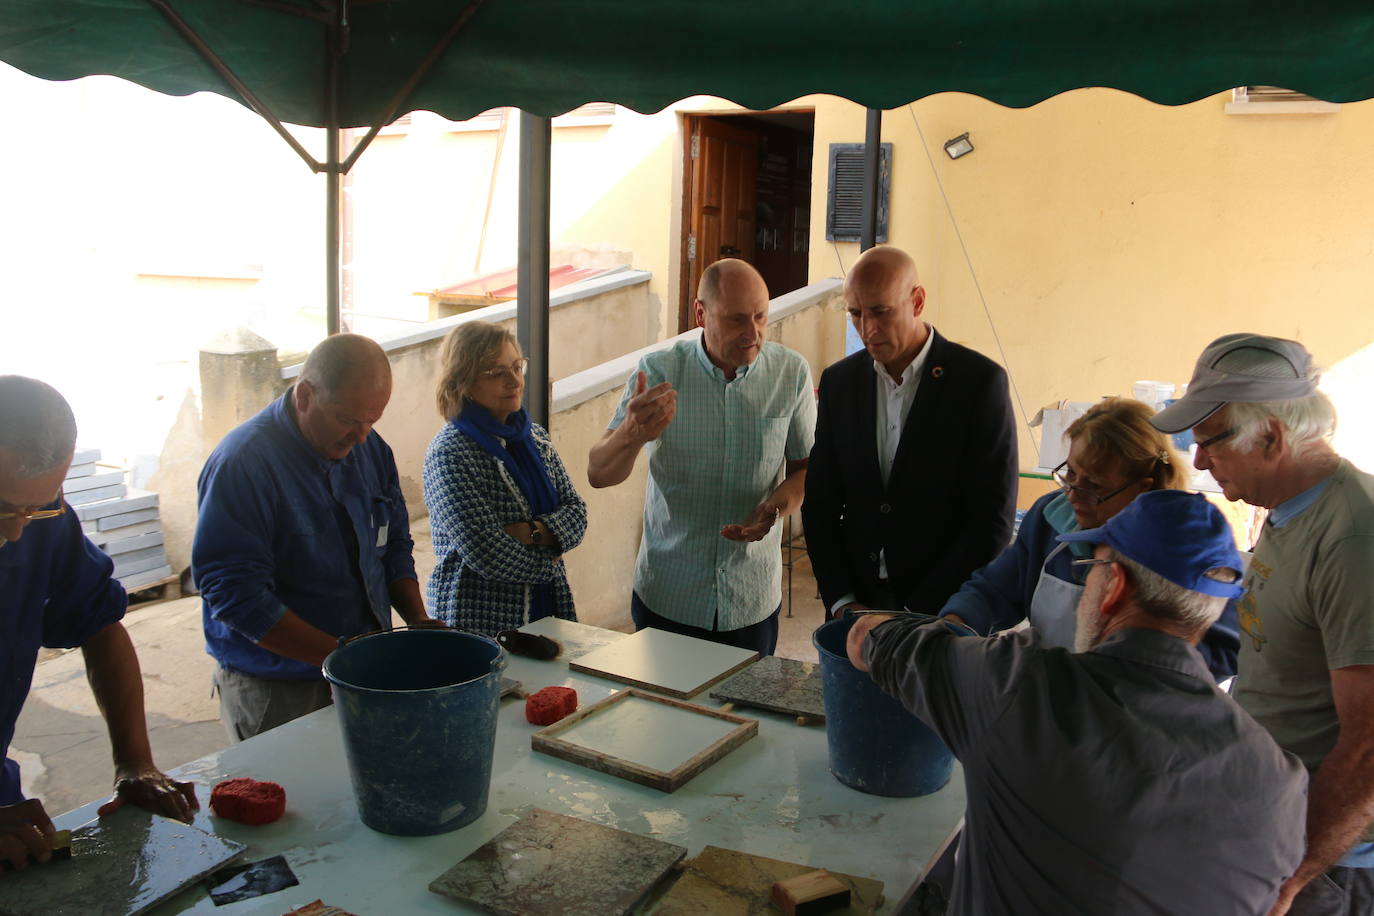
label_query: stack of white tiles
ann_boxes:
[67,448,174,593]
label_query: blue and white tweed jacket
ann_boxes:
[422,421,587,635]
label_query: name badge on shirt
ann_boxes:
[376,524,389,548]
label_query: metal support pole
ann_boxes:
[324,5,344,335]
[860,107,882,252]
[517,111,552,427]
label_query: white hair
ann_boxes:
[1209,344,1335,456]
[1106,547,1235,631]
[1227,394,1337,457]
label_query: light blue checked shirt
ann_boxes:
[610,335,816,630]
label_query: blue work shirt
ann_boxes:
[0,503,126,804]
[194,390,416,680]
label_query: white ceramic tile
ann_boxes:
[568,628,758,697]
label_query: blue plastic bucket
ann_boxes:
[323,628,506,836]
[812,617,954,797]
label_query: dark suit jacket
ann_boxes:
[803,329,1018,614]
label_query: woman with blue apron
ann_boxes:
[937,397,1240,681]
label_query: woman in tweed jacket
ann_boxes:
[423,321,587,635]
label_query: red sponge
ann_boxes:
[210,777,287,825]
[525,686,578,726]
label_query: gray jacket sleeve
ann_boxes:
[863,616,1030,758]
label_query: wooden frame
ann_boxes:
[531,689,758,792]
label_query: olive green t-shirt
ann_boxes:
[1234,460,1374,841]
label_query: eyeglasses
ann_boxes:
[1194,427,1237,454]
[0,490,66,522]
[479,357,529,382]
[1052,461,1147,505]
[1071,557,1116,580]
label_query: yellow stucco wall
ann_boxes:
[807,91,1374,471]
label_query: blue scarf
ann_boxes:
[453,401,559,620]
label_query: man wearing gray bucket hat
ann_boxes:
[1152,333,1374,916]
[847,490,1306,915]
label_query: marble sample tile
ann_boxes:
[0,809,245,916]
[710,655,826,721]
[653,845,884,915]
[429,807,686,915]
[568,628,758,698]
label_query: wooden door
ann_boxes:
[681,117,759,331]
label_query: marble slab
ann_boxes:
[653,845,884,915]
[0,810,245,916]
[429,807,686,915]
[519,616,629,661]
[710,655,825,721]
[568,628,758,698]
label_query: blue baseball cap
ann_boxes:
[1056,490,1245,598]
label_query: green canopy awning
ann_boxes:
[4,0,1374,130]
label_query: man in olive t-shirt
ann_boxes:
[1153,333,1374,916]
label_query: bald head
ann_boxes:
[299,333,391,401]
[694,259,770,377]
[845,246,929,378]
[294,334,392,461]
[698,258,768,309]
[0,376,77,478]
[846,245,919,296]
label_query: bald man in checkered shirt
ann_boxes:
[588,259,815,656]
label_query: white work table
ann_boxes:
[55,619,966,914]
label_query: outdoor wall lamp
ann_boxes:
[943,133,974,160]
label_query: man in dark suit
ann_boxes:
[804,245,1017,618]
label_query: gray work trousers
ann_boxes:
[1288,865,1374,916]
[213,667,333,743]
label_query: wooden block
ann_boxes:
[773,870,851,916]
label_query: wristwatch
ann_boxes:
[527,520,543,545]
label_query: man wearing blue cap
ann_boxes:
[1152,333,1374,915]
[847,490,1306,915]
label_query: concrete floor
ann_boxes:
[13,520,826,817]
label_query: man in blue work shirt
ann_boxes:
[587,259,816,656]
[194,334,436,742]
[1,376,196,874]
[848,490,1307,915]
